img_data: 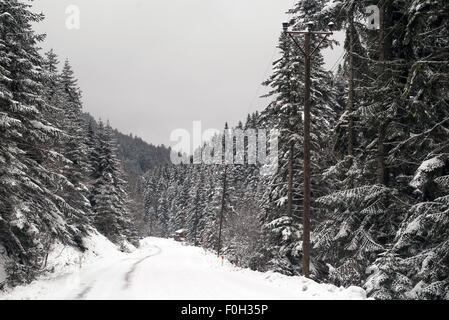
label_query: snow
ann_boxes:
[336,221,350,239]
[403,215,423,235]
[275,196,288,207]
[0,245,6,286]
[0,234,367,300]
[416,157,445,174]
[30,120,61,134]
[322,0,342,13]
[410,157,445,189]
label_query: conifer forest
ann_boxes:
[0,0,448,301]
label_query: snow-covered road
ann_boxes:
[0,236,367,300]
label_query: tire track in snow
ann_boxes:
[75,257,133,300]
[123,246,162,290]
[75,246,161,299]
[77,282,96,300]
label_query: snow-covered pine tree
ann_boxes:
[42,49,65,124]
[91,121,136,245]
[184,168,207,246]
[154,169,171,237]
[256,0,338,278]
[55,59,93,233]
[313,0,449,296]
[0,0,87,285]
[366,156,449,299]
[364,0,449,299]
[311,0,407,287]
[142,167,163,236]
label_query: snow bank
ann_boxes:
[120,240,138,254]
[0,245,6,286]
[183,241,367,300]
[0,230,126,299]
[44,231,124,275]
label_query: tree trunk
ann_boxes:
[217,165,227,256]
[347,19,355,157]
[377,124,386,185]
[194,207,199,246]
[287,142,294,217]
[376,0,392,185]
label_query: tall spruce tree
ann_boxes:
[91,121,136,245]
[0,0,86,285]
[257,0,338,277]
[58,60,93,231]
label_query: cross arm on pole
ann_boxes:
[285,31,333,58]
[310,33,332,56]
[286,32,306,56]
[287,31,333,35]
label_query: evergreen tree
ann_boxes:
[256,0,338,277]
[313,0,449,296]
[58,60,93,231]
[0,0,85,285]
[91,121,136,244]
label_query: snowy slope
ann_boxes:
[0,245,6,285]
[0,234,367,300]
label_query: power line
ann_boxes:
[246,46,278,115]
[329,51,347,74]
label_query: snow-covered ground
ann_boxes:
[0,233,367,300]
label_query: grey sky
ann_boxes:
[32,0,343,149]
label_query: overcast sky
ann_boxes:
[32,0,343,149]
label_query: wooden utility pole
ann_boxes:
[193,189,200,246]
[181,211,185,231]
[303,30,312,278]
[194,209,199,246]
[287,142,294,217]
[376,0,392,185]
[217,164,227,256]
[347,18,355,157]
[283,22,333,278]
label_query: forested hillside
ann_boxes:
[82,113,172,177]
[144,0,449,300]
[81,113,171,234]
